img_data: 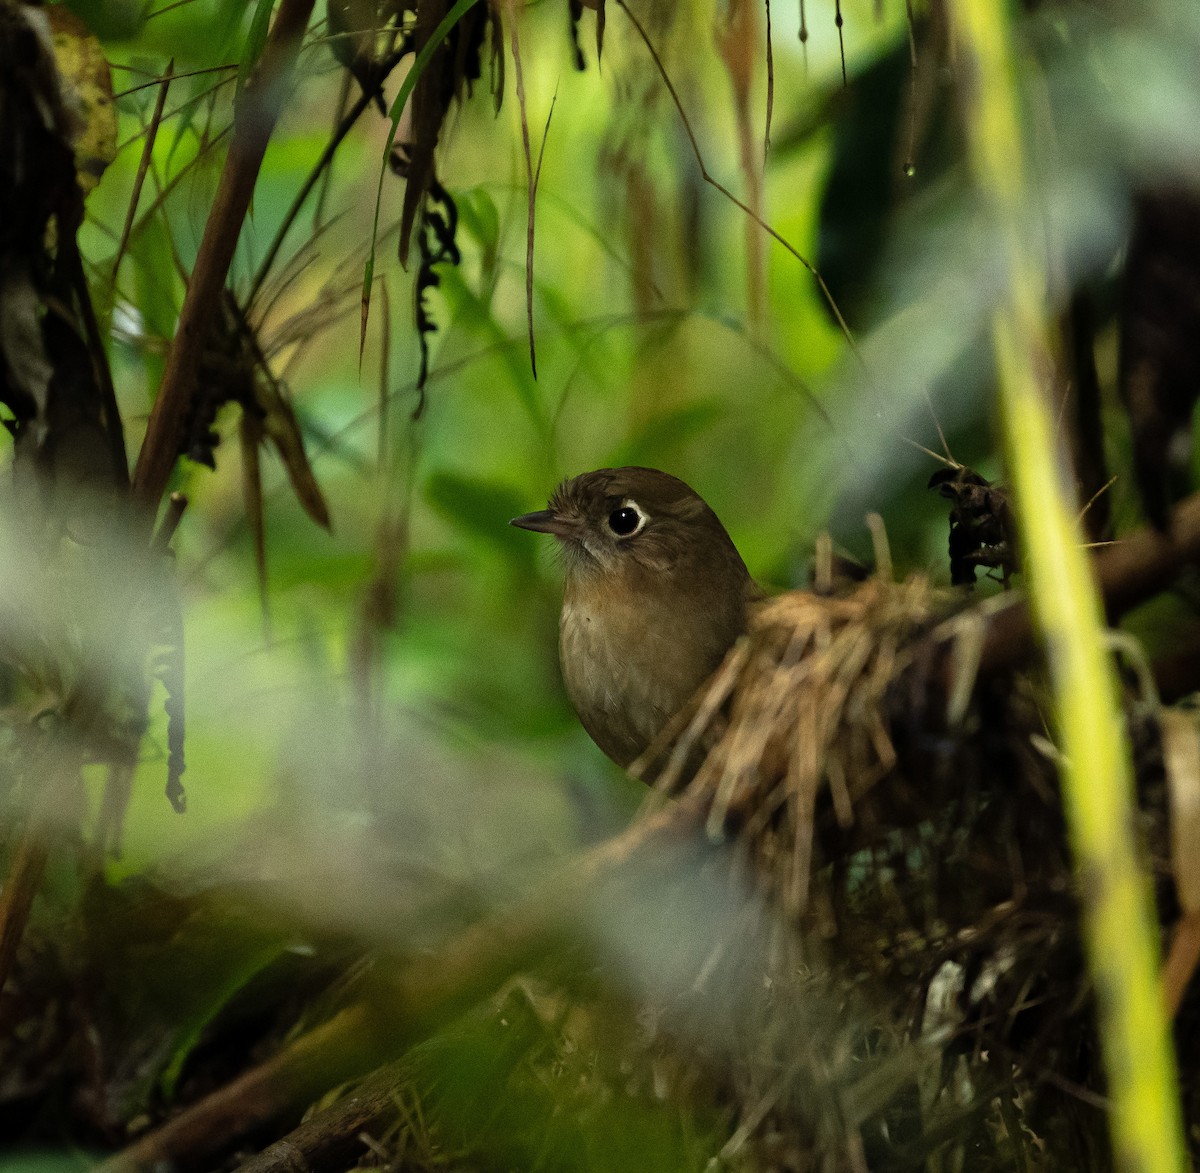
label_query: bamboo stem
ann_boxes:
[945,4,1186,1171]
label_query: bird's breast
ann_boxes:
[559,585,727,768]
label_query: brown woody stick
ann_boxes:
[0,746,83,994]
[976,489,1200,677]
[1162,914,1200,1017]
[131,0,315,512]
[229,1060,410,1173]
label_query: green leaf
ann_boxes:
[82,882,293,1113]
[456,185,501,256]
[130,217,182,404]
[0,1156,94,1173]
[433,264,546,430]
[157,934,287,1097]
[63,0,145,40]
[237,0,278,99]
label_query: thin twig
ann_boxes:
[509,16,553,380]
[150,492,189,552]
[834,0,846,84]
[969,461,1200,679]
[764,0,774,159]
[112,60,174,283]
[120,126,231,273]
[247,49,406,310]
[227,1060,406,1173]
[111,61,238,98]
[114,74,239,156]
[377,277,392,473]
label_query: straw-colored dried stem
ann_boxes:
[660,577,944,919]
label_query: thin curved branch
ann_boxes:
[966,488,1200,680]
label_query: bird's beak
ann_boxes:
[510,509,576,537]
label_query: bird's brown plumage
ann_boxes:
[512,467,757,767]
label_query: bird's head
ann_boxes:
[510,466,749,589]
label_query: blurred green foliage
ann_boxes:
[6,0,1200,1166]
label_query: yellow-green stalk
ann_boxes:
[944,3,1185,1170]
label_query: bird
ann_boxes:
[511,467,758,769]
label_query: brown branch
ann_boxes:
[0,746,82,991]
[508,15,555,381]
[150,492,189,552]
[99,797,703,1173]
[229,1061,409,1173]
[131,0,316,514]
[1163,913,1200,1017]
[0,827,50,993]
[763,0,774,160]
[100,1002,385,1173]
[973,488,1200,679]
[717,0,765,327]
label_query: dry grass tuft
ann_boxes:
[665,576,948,921]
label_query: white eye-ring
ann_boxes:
[606,498,648,538]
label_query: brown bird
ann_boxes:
[511,467,757,768]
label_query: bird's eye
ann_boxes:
[607,504,645,537]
